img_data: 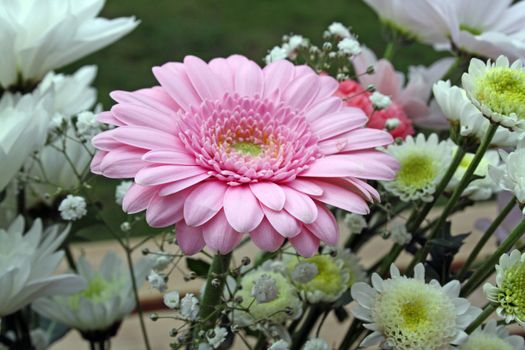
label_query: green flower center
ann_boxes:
[400,299,428,330]
[475,67,525,120]
[67,274,122,309]
[397,153,436,188]
[232,141,262,156]
[460,24,483,36]
[460,332,514,350]
[294,255,344,296]
[497,262,525,320]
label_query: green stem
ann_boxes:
[383,42,395,61]
[198,253,232,328]
[465,304,496,334]
[461,217,525,297]
[290,305,322,350]
[457,196,517,281]
[408,124,498,271]
[377,244,404,275]
[124,248,151,350]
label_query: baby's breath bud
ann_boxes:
[149,313,159,321]
[241,257,251,266]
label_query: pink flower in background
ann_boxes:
[352,47,455,130]
[336,79,414,139]
[91,55,398,256]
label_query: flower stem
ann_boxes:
[457,196,517,281]
[290,305,322,350]
[124,247,151,350]
[465,304,496,334]
[407,123,498,271]
[338,317,364,350]
[198,252,232,328]
[461,217,525,297]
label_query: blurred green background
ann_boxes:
[68,0,441,107]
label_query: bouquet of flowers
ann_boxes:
[2,0,525,349]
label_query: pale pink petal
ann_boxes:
[176,221,205,255]
[319,129,394,154]
[305,97,343,123]
[283,74,320,111]
[308,179,371,214]
[152,63,201,112]
[122,184,158,214]
[202,210,243,254]
[224,186,264,233]
[290,230,320,257]
[99,147,147,178]
[282,186,318,224]
[111,87,181,113]
[91,130,121,151]
[235,60,264,97]
[146,189,190,227]
[183,181,227,226]
[286,179,324,196]
[111,126,180,150]
[209,58,234,92]
[97,111,124,126]
[306,204,339,245]
[90,151,107,174]
[250,182,285,211]
[250,219,285,252]
[261,205,301,237]
[111,104,177,132]
[263,60,295,98]
[311,108,368,140]
[142,150,196,165]
[135,165,206,186]
[184,56,225,101]
[312,75,339,103]
[346,177,380,202]
[301,153,397,180]
[159,173,211,196]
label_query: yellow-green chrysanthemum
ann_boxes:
[484,249,525,326]
[462,56,525,131]
[460,320,525,350]
[352,264,481,349]
[383,133,455,202]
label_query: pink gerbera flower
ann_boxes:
[91,55,398,257]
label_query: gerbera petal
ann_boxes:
[250,219,285,252]
[261,205,301,237]
[283,74,320,111]
[250,182,285,211]
[184,55,225,101]
[307,179,370,214]
[176,221,205,255]
[142,150,196,165]
[224,186,264,233]
[122,184,158,214]
[305,204,339,245]
[135,165,206,186]
[152,62,201,112]
[202,211,243,254]
[282,186,318,224]
[263,60,295,98]
[289,230,320,257]
[311,108,368,140]
[183,181,227,226]
[159,173,211,196]
[146,189,190,227]
[98,147,146,178]
[235,60,264,98]
[111,126,180,150]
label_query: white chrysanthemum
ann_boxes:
[265,46,288,64]
[33,251,150,332]
[115,180,133,205]
[207,327,228,349]
[58,195,87,221]
[370,91,391,110]
[337,38,361,55]
[446,148,500,201]
[433,80,521,147]
[489,144,525,210]
[163,291,180,309]
[352,263,481,349]
[0,92,51,191]
[484,250,525,326]
[344,213,367,234]
[180,293,200,320]
[383,134,455,202]
[0,217,85,317]
[0,0,138,89]
[303,338,329,350]
[327,22,351,38]
[233,269,302,326]
[460,320,525,350]
[269,340,289,350]
[462,56,525,131]
[285,249,350,303]
[147,270,167,292]
[390,223,412,245]
[36,66,97,120]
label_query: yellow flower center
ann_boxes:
[67,274,123,309]
[400,299,428,330]
[397,153,436,189]
[232,141,262,156]
[475,67,525,119]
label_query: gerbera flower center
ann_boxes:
[475,67,525,120]
[177,94,321,185]
[460,333,514,350]
[497,262,525,320]
[397,153,436,188]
